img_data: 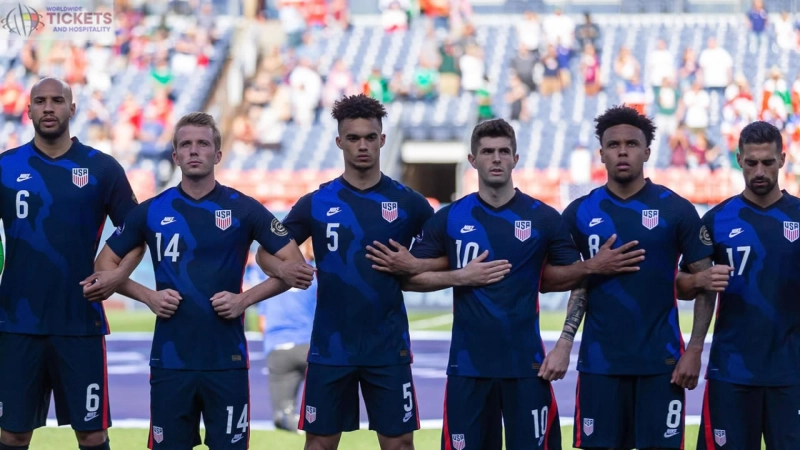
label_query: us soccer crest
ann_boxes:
[451,434,465,450]
[152,426,163,444]
[72,168,89,188]
[714,429,726,446]
[642,209,659,230]
[305,405,317,423]
[515,220,531,242]
[784,221,799,242]
[382,202,398,223]
[215,210,232,231]
[583,418,594,436]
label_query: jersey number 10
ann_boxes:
[455,240,480,268]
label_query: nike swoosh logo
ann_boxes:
[589,218,603,227]
[664,430,679,438]
[729,228,744,238]
[231,435,243,443]
[461,226,475,233]
[16,174,31,182]
[327,208,341,216]
[161,218,176,225]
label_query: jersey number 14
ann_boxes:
[155,233,181,262]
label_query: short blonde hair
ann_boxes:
[172,112,222,152]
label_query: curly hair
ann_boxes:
[594,105,657,147]
[331,94,388,127]
[470,119,517,155]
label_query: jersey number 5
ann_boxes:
[155,232,181,262]
[725,246,751,276]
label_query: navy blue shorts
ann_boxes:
[298,363,419,436]
[148,368,250,450]
[574,372,685,449]
[697,379,800,450]
[0,333,111,433]
[442,376,560,450]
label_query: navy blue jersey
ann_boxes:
[106,183,291,370]
[562,180,712,376]
[701,193,800,386]
[282,174,433,367]
[411,190,580,378]
[0,139,137,336]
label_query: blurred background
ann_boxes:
[2,0,800,317]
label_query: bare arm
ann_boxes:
[80,244,146,302]
[401,251,511,292]
[256,244,315,289]
[538,282,588,381]
[365,239,449,276]
[675,263,731,300]
[93,245,158,304]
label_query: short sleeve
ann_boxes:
[547,213,581,266]
[679,210,715,272]
[104,157,138,226]
[282,193,313,245]
[249,201,293,255]
[560,199,580,239]
[410,208,448,259]
[106,202,148,258]
[413,194,435,234]
[676,200,714,265]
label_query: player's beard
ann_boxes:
[747,176,776,195]
[33,116,68,141]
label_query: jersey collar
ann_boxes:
[476,188,520,212]
[30,136,80,161]
[177,181,222,203]
[739,190,788,211]
[338,173,387,194]
[603,178,652,202]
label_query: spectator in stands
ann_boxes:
[506,73,530,123]
[328,0,351,31]
[556,38,572,89]
[697,133,725,171]
[231,109,258,157]
[723,75,758,125]
[774,11,797,52]
[439,39,462,96]
[245,71,277,108]
[698,37,733,96]
[288,57,322,123]
[653,77,680,137]
[511,44,537,93]
[278,0,307,48]
[580,43,601,96]
[420,0,450,31]
[151,57,174,94]
[448,0,473,35]
[517,11,543,58]
[668,122,690,168]
[381,1,409,33]
[620,71,646,115]
[681,79,711,134]
[459,44,485,93]
[475,75,494,121]
[543,8,574,49]
[85,42,112,93]
[678,47,700,92]
[761,66,792,127]
[613,45,639,83]
[364,67,392,103]
[389,70,410,101]
[746,0,768,53]
[647,38,675,90]
[411,60,440,101]
[138,105,171,162]
[0,71,25,123]
[323,60,357,108]
[539,44,562,96]
[574,12,600,53]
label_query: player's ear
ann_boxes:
[26,104,31,121]
[599,148,605,164]
[214,149,222,164]
[171,150,179,166]
[512,152,519,167]
[335,136,342,149]
[644,145,651,162]
[380,133,386,148]
[467,152,476,168]
[779,151,786,168]
[69,102,76,118]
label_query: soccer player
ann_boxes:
[256,94,443,450]
[546,105,717,450]
[92,112,304,449]
[676,121,800,450]
[0,77,141,450]
[383,118,645,450]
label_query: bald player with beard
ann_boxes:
[0,78,143,450]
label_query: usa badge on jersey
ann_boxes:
[382,202,398,223]
[153,426,164,444]
[583,418,594,436]
[451,434,465,450]
[784,221,799,242]
[514,220,531,242]
[714,429,726,446]
[215,210,232,231]
[642,209,659,230]
[72,168,89,188]
[305,405,317,423]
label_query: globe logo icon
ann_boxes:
[1,4,45,37]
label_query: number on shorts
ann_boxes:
[403,382,413,412]
[532,406,548,439]
[588,234,600,258]
[226,405,249,434]
[666,400,682,429]
[86,383,100,412]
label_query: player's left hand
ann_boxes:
[538,339,572,381]
[211,291,248,319]
[366,239,417,275]
[80,269,128,302]
[671,346,702,390]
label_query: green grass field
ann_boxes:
[106,309,712,335]
[26,425,754,450]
